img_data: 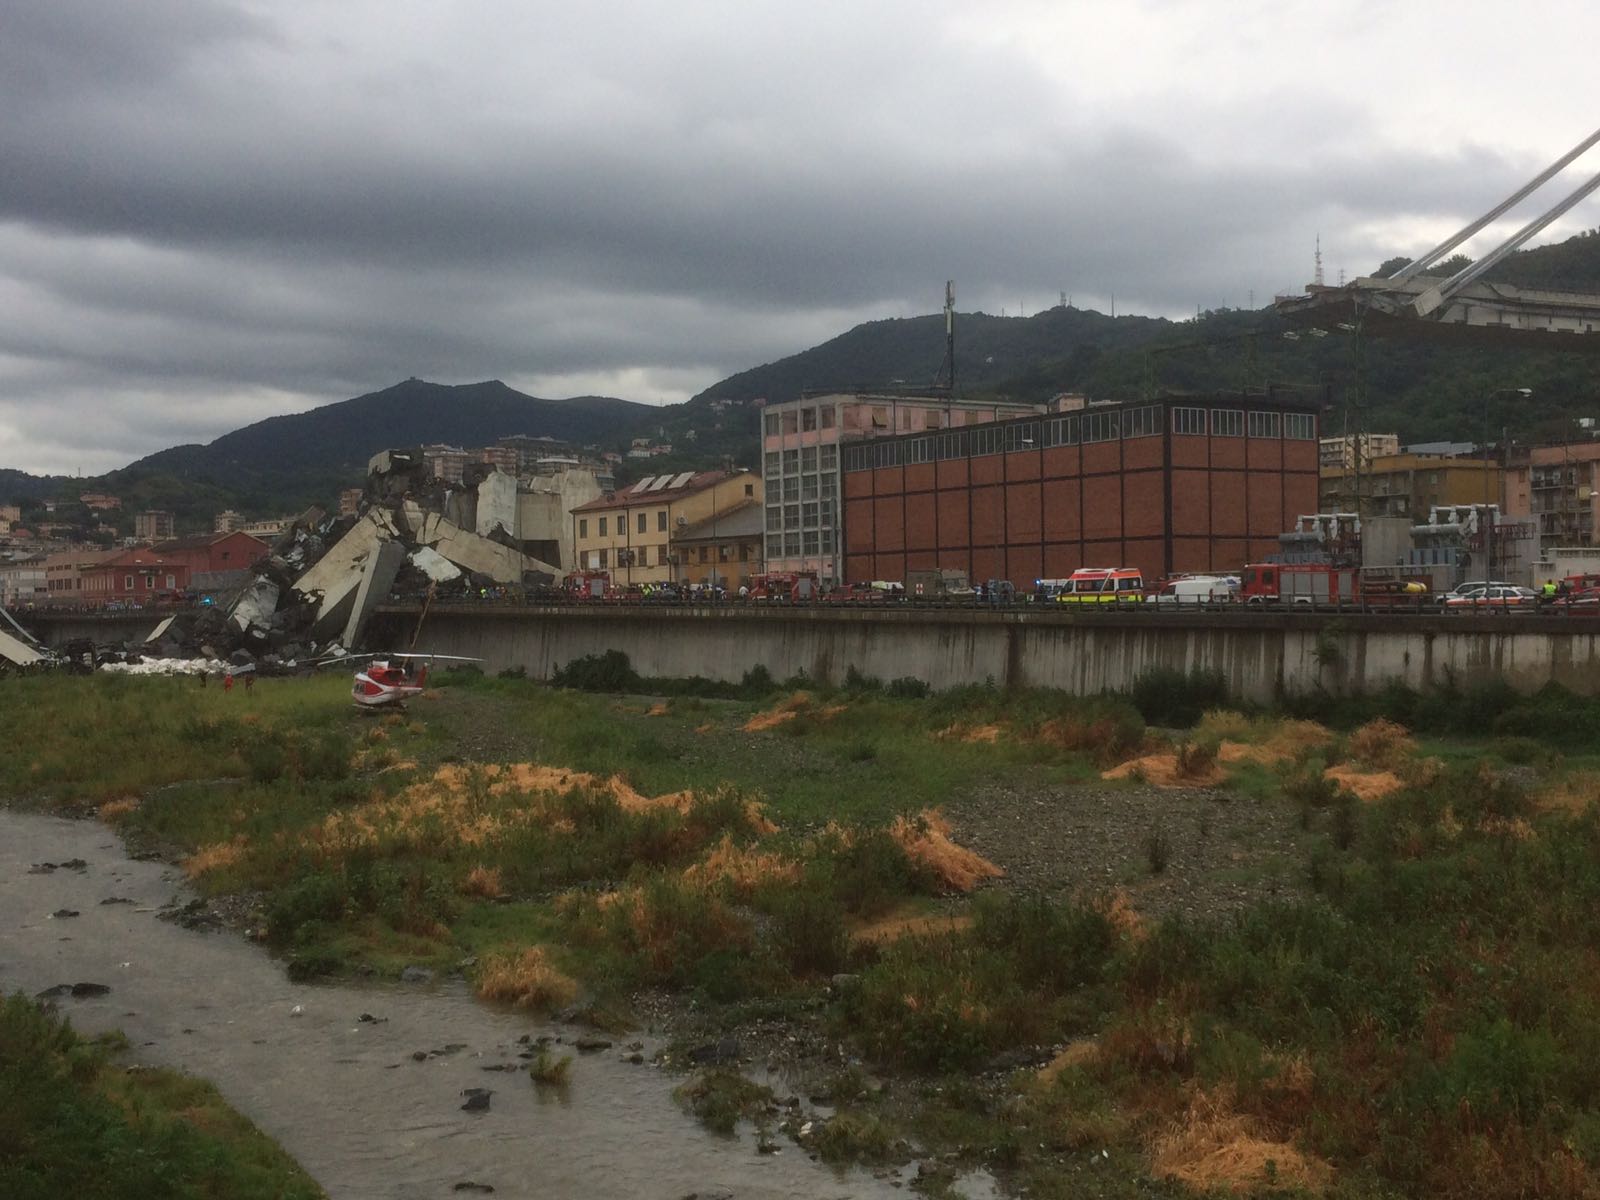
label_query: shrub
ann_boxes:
[1176,738,1219,778]
[528,1047,572,1087]
[1145,829,1172,874]
[811,1111,900,1163]
[1131,668,1230,729]
[738,664,777,696]
[817,825,926,917]
[768,887,850,977]
[552,650,640,692]
[265,872,347,944]
[971,892,1115,990]
[886,676,930,699]
[844,665,883,693]
[673,1069,774,1135]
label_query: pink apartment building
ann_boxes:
[760,392,1045,581]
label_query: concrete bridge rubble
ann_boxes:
[10,449,560,675]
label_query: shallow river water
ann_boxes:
[0,809,917,1200]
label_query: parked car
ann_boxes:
[1443,585,1537,610]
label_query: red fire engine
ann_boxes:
[1240,563,1430,606]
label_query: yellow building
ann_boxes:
[570,469,759,586]
[1320,453,1500,520]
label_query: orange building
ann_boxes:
[841,392,1321,588]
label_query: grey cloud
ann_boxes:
[0,1,1587,474]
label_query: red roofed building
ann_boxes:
[152,530,269,576]
[80,549,192,606]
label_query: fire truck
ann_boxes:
[562,570,613,600]
[1239,563,1429,606]
[747,571,819,602]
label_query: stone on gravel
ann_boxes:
[686,1036,740,1065]
[51,909,80,919]
[400,965,435,984]
[459,1088,492,1112]
[573,1036,612,1053]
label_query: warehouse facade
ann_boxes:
[841,391,1321,588]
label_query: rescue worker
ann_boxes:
[1543,579,1558,602]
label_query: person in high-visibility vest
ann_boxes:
[1543,579,1558,601]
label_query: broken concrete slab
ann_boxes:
[0,627,46,667]
[295,510,399,599]
[341,539,406,648]
[144,616,176,644]
[405,510,557,584]
[410,547,462,584]
[228,577,281,632]
[475,470,518,539]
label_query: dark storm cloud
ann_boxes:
[0,0,1585,473]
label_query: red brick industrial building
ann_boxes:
[841,392,1321,587]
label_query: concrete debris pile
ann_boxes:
[59,448,559,675]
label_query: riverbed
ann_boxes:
[0,807,915,1200]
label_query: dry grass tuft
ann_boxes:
[97,796,139,823]
[474,946,578,1011]
[183,836,249,878]
[1196,709,1253,740]
[1323,764,1404,802]
[1151,1086,1331,1193]
[364,726,388,744]
[682,834,800,897]
[1037,1039,1100,1087]
[741,691,814,732]
[1479,815,1537,841]
[934,722,1003,743]
[1103,753,1225,789]
[694,722,714,735]
[645,702,670,717]
[889,809,1004,892]
[381,712,405,728]
[1535,771,1600,817]
[1347,717,1415,770]
[460,865,505,899]
[851,910,973,945]
[1099,888,1146,942]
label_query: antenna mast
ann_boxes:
[934,280,956,393]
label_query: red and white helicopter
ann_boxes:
[339,652,483,710]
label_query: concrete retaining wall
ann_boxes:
[367,605,1600,701]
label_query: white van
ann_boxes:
[1146,575,1236,605]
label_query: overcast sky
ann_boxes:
[4,0,1598,475]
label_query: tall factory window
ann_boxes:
[802,475,819,499]
[764,414,780,436]
[970,426,1003,456]
[658,510,667,531]
[784,505,800,530]
[782,409,798,434]
[765,451,780,474]
[801,446,817,472]
[938,430,967,460]
[803,531,819,555]
[783,449,799,474]
[1172,407,1206,435]
[1082,412,1118,443]
[782,476,799,502]
[843,444,870,471]
[820,471,835,496]
[1004,421,1039,451]
[802,407,817,432]
[820,445,837,470]
[1284,412,1316,440]
[802,502,819,526]
[872,440,901,468]
[1124,406,1160,438]
[767,507,782,532]
[765,478,781,503]
[906,435,935,464]
[1247,411,1281,438]
[820,406,836,429]
[1212,409,1244,437]
[1042,416,1078,446]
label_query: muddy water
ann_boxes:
[0,809,910,1200]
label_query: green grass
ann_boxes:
[19,672,1600,1195]
[0,993,323,1200]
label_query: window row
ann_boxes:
[765,500,836,531]
[577,511,671,538]
[766,530,835,558]
[841,408,1317,469]
[764,406,839,436]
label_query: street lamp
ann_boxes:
[1484,387,1532,583]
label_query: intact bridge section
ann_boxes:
[368,604,1600,702]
